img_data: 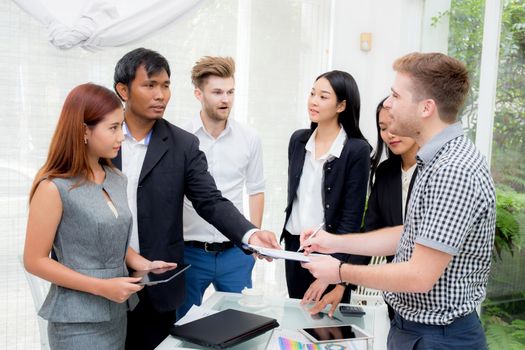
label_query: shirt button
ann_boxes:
[325,204,330,209]
[327,187,331,191]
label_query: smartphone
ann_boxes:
[309,312,343,323]
[299,324,371,343]
[339,305,365,317]
[131,264,190,286]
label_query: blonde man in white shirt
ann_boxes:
[177,56,265,318]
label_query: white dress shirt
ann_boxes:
[182,116,265,243]
[285,127,347,235]
[121,123,152,253]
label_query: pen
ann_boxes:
[297,222,325,252]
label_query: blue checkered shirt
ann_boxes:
[384,122,496,325]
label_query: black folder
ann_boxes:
[169,308,279,349]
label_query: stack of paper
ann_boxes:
[174,305,219,326]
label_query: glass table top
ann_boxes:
[157,292,378,350]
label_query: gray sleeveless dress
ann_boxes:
[38,166,138,350]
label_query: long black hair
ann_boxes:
[369,97,400,188]
[310,70,367,142]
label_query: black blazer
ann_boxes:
[363,156,417,262]
[283,129,370,265]
[113,119,255,312]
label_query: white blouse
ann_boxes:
[401,163,417,218]
[285,127,347,235]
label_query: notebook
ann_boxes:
[169,308,279,349]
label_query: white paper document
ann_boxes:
[244,245,323,262]
[174,305,219,326]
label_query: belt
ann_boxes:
[184,241,234,252]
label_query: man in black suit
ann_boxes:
[112,48,280,350]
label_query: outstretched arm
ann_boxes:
[303,243,452,293]
[185,136,279,250]
[125,248,177,271]
[301,225,403,257]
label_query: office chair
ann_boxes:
[19,255,50,350]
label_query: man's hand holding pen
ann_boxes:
[297,222,324,252]
[299,228,338,255]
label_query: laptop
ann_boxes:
[169,308,279,349]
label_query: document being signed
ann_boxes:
[243,244,323,262]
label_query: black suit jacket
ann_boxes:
[363,157,417,262]
[114,119,255,312]
[283,129,370,266]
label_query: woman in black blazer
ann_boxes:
[307,97,419,317]
[282,70,370,301]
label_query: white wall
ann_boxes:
[328,0,450,148]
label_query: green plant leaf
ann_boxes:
[486,322,525,349]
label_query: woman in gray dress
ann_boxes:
[23,83,176,350]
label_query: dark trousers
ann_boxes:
[125,289,176,350]
[283,232,350,301]
[388,311,487,350]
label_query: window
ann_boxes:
[443,1,525,347]
[0,0,331,347]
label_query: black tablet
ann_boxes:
[299,324,371,343]
[131,264,190,286]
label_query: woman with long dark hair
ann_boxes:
[366,97,418,242]
[24,83,175,350]
[282,71,370,302]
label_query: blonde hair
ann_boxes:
[191,56,235,88]
[393,52,470,123]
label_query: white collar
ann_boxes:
[123,122,152,145]
[305,126,347,160]
[188,114,232,139]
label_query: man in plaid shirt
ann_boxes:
[301,52,495,349]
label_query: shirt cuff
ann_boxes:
[242,228,259,245]
[246,180,265,195]
[416,236,459,255]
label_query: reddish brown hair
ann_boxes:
[30,83,122,201]
[393,52,470,122]
[191,56,235,88]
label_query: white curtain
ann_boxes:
[11,0,206,51]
